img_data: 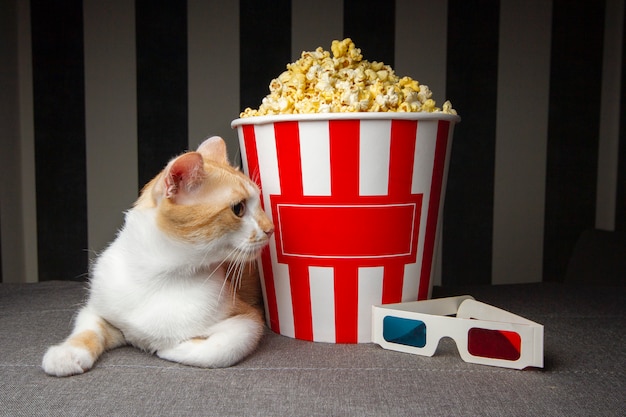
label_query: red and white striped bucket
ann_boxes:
[232,113,460,343]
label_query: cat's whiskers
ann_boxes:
[223,240,258,304]
[204,256,230,283]
[229,246,247,294]
[217,275,230,303]
[213,246,242,301]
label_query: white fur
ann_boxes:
[89,209,234,351]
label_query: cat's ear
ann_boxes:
[163,152,206,200]
[197,136,229,165]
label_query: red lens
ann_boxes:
[467,328,521,361]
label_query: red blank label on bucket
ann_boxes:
[274,199,422,261]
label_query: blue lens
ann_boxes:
[382,316,427,348]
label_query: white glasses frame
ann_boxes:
[371,295,544,370]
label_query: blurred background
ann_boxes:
[1,0,624,286]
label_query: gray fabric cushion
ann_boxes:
[1,281,624,416]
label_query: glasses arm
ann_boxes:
[457,299,541,326]
[378,295,474,316]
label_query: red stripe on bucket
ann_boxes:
[328,120,361,343]
[275,121,303,195]
[274,121,314,341]
[384,120,419,303]
[334,262,359,343]
[242,125,280,333]
[288,262,314,341]
[388,120,418,196]
[242,125,260,191]
[418,120,451,300]
[330,120,360,197]
[382,262,405,304]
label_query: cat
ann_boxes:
[42,136,274,377]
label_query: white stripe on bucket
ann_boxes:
[300,122,331,196]
[359,119,391,196]
[358,267,384,342]
[309,266,336,342]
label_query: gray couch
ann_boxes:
[1,280,624,416]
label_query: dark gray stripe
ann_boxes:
[443,0,500,286]
[239,0,292,111]
[343,0,395,66]
[544,0,606,281]
[31,0,88,282]
[136,0,189,188]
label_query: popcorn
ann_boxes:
[240,38,456,117]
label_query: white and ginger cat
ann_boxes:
[42,136,273,377]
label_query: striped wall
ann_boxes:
[1,0,624,286]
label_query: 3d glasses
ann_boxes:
[372,296,543,370]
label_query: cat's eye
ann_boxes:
[231,201,246,218]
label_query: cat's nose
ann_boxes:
[264,226,274,238]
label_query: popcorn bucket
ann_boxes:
[232,113,460,343]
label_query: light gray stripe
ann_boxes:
[188,1,240,160]
[84,0,138,256]
[492,0,552,284]
[1,0,38,283]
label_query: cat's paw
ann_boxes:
[42,344,94,377]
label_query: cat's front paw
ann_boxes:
[42,344,95,377]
